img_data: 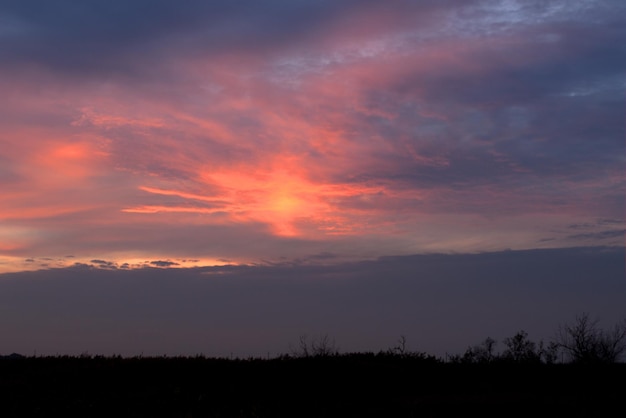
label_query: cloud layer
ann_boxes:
[0,247,623,357]
[1,0,624,271]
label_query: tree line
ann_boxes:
[2,312,624,364]
[290,312,626,365]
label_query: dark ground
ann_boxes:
[1,353,624,417]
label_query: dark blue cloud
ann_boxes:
[567,229,625,241]
[337,10,626,217]
[90,259,117,269]
[0,246,623,358]
[149,260,180,267]
[0,0,406,76]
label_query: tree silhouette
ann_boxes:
[502,330,540,363]
[457,337,498,363]
[556,312,626,364]
[390,335,408,356]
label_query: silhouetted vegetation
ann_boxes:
[290,334,339,357]
[448,313,625,365]
[555,312,626,364]
[1,313,624,417]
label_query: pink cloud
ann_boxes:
[0,2,622,272]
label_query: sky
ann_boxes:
[0,0,624,357]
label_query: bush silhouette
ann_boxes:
[291,334,338,357]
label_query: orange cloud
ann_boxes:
[122,149,400,238]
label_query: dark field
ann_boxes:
[1,354,624,417]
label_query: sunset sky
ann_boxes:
[0,0,624,357]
